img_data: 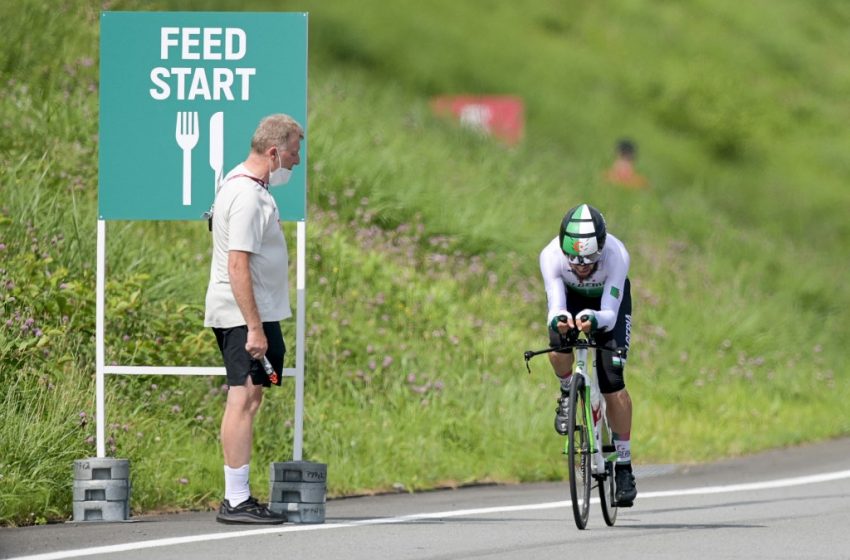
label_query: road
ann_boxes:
[3,437,849,560]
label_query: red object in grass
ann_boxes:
[430,95,524,146]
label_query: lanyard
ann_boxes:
[206,173,270,231]
[226,173,268,190]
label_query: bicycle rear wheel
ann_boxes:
[598,422,618,526]
[567,373,591,530]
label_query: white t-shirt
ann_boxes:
[539,233,630,332]
[204,164,291,328]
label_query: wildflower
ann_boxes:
[382,356,393,368]
[178,478,189,485]
[171,405,181,413]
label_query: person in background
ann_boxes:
[539,203,638,507]
[604,138,649,190]
[204,114,303,524]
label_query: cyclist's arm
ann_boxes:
[594,240,630,332]
[539,240,570,326]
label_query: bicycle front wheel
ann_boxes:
[567,373,591,530]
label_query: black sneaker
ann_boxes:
[615,465,637,507]
[216,496,286,525]
[554,391,570,436]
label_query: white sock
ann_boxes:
[558,375,571,393]
[224,464,250,506]
[614,439,631,464]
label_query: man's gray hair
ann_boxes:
[251,114,304,153]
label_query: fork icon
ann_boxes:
[175,111,199,206]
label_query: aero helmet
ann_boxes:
[559,204,607,263]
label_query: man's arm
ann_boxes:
[228,249,267,359]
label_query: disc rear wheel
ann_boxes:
[567,373,591,530]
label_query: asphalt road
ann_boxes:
[3,437,849,560]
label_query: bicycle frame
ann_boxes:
[524,335,619,470]
[524,329,622,528]
[569,339,619,471]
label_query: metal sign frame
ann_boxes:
[96,11,308,461]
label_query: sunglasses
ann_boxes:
[566,252,601,266]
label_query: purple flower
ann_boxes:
[0,243,5,251]
[171,405,181,413]
[382,356,393,368]
[178,478,189,485]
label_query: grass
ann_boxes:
[1,0,849,525]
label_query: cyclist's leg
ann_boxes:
[548,330,574,435]
[596,279,636,504]
[547,328,574,381]
[548,291,595,383]
[597,278,632,440]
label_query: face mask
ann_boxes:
[268,151,292,187]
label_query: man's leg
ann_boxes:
[221,376,264,505]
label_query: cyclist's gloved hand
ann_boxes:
[576,309,598,334]
[549,311,574,333]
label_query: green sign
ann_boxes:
[99,12,307,221]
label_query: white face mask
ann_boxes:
[268,152,292,187]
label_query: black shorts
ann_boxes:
[212,322,285,387]
[548,278,632,394]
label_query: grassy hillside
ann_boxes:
[1,0,848,526]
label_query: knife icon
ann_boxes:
[209,112,224,194]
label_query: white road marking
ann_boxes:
[11,469,850,560]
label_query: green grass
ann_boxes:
[1,0,849,525]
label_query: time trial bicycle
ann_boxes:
[524,321,621,530]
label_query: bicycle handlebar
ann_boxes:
[522,324,612,374]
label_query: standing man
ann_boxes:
[539,203,637,507]
[205,114,303,524]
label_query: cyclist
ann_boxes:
[539,203,637,506]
